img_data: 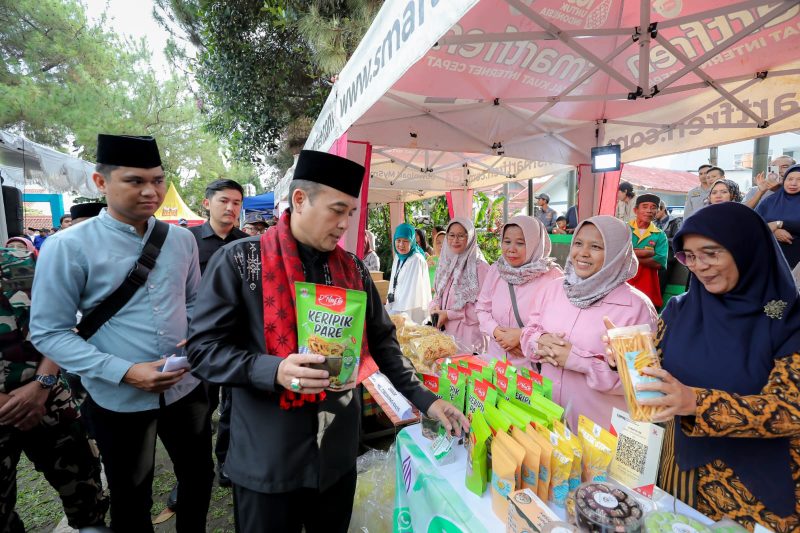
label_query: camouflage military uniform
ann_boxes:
[0,248,107,532]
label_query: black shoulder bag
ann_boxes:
[76,221,170,340]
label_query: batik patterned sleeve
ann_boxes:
[681,353,800,439]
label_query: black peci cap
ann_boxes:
[96,134,162,168]
[293,150,365,198]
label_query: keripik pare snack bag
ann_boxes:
[295,282,367,391]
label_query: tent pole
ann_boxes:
[753,137,770,186]
[0,183,7,244]
[527,179,533,217]
[503,183,509,223]
[567,170,577,207]
[709,147,718,167]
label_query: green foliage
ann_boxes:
[366,203,393,277]
[0,0,257,208]
[155,0,380,161]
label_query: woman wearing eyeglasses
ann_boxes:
[608,203,800,532]
[520,216,657,430]
[430,218,489,354]
[476,216,562,368]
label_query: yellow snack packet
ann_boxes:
[491,439,516,520]
[511,426,541,492]
[554,420,583,492]
[577,415,618,483]
[548,431,574,506]
[495,430,526,490]
[525,425,554,503]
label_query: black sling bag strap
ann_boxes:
[76,220,170,340]
[507,282,525,328]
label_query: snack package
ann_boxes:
[644,511,713,533]
[549,434,574,506]
[507,397,551,428]
[431,428,456,466]
[485,402,512,436]
[511,426,541,492]
[491,439,516,520]
[554,420,583,492]
[525,393,565,429]
[466,379,498,417]
[496,430,526,491]
[498,398,539,431]
[410,333,458,362]
[574,482,645,532]
[491,358,512,378]
[506,488,561,533]
[577,415,617,483]
[466,410,491,496]
[517,367,553,400]
[607,324,668,422]
[443,364,467,413]
[295,282,366,390]
[495,366,520,403]
[525,426,555,503]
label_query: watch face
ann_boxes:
[38,375,57,387]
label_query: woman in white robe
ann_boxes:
[385,223,431,323]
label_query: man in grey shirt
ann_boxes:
[683,164,712,219]
[535,193,557,232]
[743,155,796,209]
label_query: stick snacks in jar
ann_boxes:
[606,324,666,422]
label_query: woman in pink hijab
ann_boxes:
[476,216,562,368]
[430,218,489,353]
[520,216,657,430]
[5,237,37,258]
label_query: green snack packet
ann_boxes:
[295,282,366,391]
[517,367,554,400]
[485,402,512,435]
[465,410,491,496]
[506,398,551,428]
[494,367,518,402]
[443,364,467,413]
[466,379,498,417]
[497,398,538,429]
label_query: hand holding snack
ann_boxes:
[427,398,469,437]
[635,367,698,422]
[277,353,330,394]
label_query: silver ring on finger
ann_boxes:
[290,377,302,391]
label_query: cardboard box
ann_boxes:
[370,270,384,282]
[374,280,390,303]
[506,488,560,533]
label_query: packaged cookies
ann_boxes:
[574,481,644,532]
[295,282,366,391]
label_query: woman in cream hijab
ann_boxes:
[520,216,658,430]
[476,216,562,367]
[430,218,489,353]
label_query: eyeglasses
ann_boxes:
[447,233,468,241]
[675,249,728,267]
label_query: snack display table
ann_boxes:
[393,424,713,533]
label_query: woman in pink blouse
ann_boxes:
[430,218,490,353]
[520,216,657,430]
[476,216,562,368]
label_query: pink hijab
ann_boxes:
[434,218,484,311]
[563,216,638,308]
[5,237,37,258]
[495,216,561,285]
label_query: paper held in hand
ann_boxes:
[364,371,416,423]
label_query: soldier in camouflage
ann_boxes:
[0,242,107,532]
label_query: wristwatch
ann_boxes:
[34,374,58,389]
[777,220,784,230]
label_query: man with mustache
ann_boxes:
[186,150,468,532]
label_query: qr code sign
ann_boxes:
[617,434,647,474]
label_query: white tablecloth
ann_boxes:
[394,424,713,532]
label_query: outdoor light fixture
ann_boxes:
[591,144,621,173]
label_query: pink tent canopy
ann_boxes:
[305,0,800,167]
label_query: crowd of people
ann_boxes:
[0,133,798,533]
